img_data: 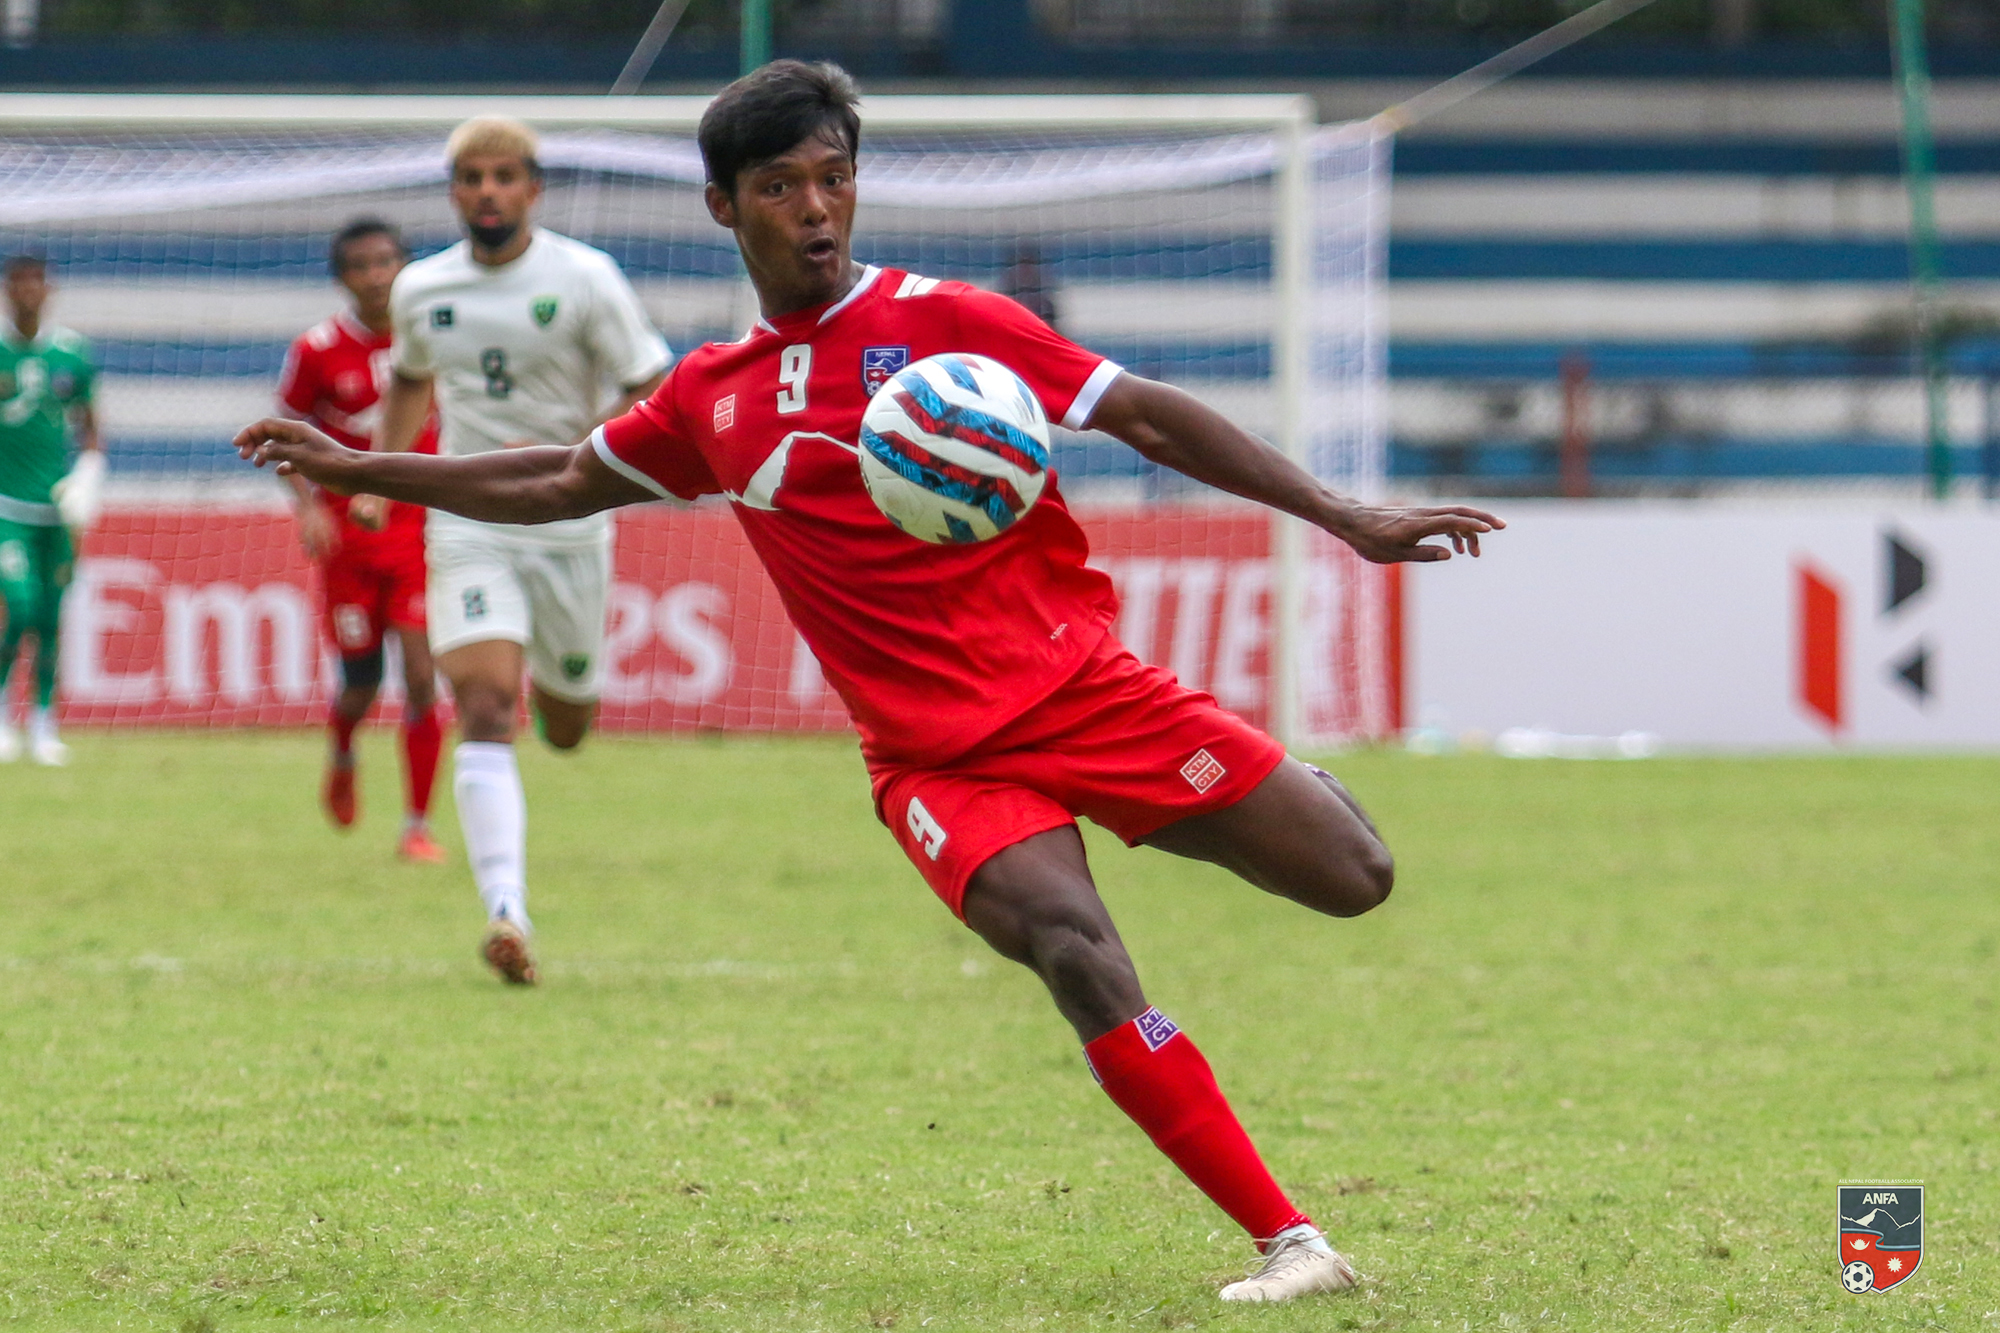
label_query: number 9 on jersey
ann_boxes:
[857,352,1051,545]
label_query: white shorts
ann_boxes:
[426,530,612,703]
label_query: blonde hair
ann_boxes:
[446,116,541,174]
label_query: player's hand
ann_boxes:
[1329,503,1505,564]
[235,418,359,493]
[295,499,340,560]
[347,494,388,531]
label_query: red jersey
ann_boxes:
[277,310,437,543]
[596,266,1127,766]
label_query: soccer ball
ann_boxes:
[1842,1260,1875,1293]
[858,352,1051,544]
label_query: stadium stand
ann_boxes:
[4,1,1999,495]
[1374,80,2000,495]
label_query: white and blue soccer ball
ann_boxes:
[858,352,1051,544]
[1842,1260,1875,1293]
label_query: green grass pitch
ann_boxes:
[2,732,1994,1331]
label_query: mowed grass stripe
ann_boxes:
[2,733,1994,1330]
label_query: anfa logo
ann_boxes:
[532,296,559,328]
[861,346,910,396]
[1839,1184,1922,1292]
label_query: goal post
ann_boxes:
[0,93,1392,751]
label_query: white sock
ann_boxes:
[30,706,56,744]
[453,741,530,930]
[1271,1223,1334,1256]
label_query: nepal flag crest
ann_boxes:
[862,346,911,396]
[1838,1185,1922,1293]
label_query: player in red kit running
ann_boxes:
[237,63,1503,1303]
[277,219,445,862]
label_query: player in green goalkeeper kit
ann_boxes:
[0,254,105,766]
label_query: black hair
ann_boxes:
[4,253,47,276]
[698,59,861,198]
[328,217,407,277]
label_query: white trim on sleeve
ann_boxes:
[1061,360,1124,432]
[590,426,679,502]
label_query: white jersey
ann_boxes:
[391,228,671,546]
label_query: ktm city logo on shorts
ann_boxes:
[1179,748,1227,794]
[1840,1184,1923,1293]
[333,604,372,650]
[714,394,737,432]
[561,654,590,681]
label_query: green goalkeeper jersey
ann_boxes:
[0,324,96,526]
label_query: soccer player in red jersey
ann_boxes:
[238,63,1503,1303]
[276,219,446,863]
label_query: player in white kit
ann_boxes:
[369,117,670,984]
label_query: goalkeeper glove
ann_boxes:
[53,449,106,530]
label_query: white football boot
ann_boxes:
[28,710,68,767]
[0,717,19,763]
[1219,1228,1358,1303]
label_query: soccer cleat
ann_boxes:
[29,734,69,767]
[481,915,538,986]
[1219,1233,1358,1304]
[322,761,358,828]
[0,720,19,763]
[397,823,447,864]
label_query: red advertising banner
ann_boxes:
[50,504,1392,741]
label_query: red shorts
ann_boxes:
[320,536,427,658]
[869,634,1287,919]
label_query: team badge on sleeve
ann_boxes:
[861,346,911,396]
[1838,1184,1922,1292]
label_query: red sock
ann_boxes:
[401,708,442,818]
[330,709,361,761]
[1084,1008,1311,1248]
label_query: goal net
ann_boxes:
[0,95,1391,750]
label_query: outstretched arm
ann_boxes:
[234,417,654,526]
[1086,373,1502,563]
[348,372,435,530]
